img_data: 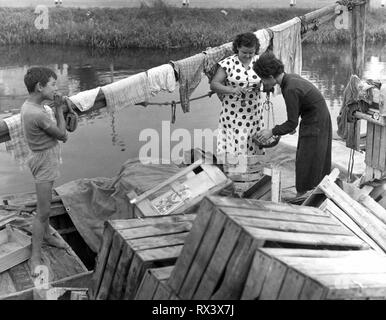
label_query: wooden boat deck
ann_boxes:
[0,193,89,299]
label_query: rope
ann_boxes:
[135,91,215,108]
[135,91,216,124]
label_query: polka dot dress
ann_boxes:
[216,54,265,157]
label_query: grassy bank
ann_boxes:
[0,2,385,49]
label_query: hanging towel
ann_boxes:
[254,28,273,55]
[337,75,378,141]
[69,87,101,112]
[147,64,177,96]
[4,105,57,167]
[270,17,302,75]
[170,53,205,113]
[101,72,150,112]
[203,42,233,83]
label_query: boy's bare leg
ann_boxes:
[30,181,54,277]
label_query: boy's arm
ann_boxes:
[44,104,68,142]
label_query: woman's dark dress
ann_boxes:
[271,73,332,193]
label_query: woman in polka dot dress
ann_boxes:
[210,32,264,159]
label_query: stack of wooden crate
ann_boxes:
[165,196,370,300]
[89,214,195,300]
[242,248,386,300]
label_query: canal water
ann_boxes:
[0,42,385,194]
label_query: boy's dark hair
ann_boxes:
[253,52,284,78]
[232,32,260,54]
[24,67,57,94]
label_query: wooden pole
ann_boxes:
[351,0,367,77]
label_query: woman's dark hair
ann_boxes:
[253,52,284,78]
[232,32,260,54]
[24,67,57,93]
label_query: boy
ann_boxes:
[21,67,68,276]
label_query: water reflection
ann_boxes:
[0,43,385,194]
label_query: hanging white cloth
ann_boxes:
[147,64,176,96]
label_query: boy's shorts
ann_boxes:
[27,144,61,183]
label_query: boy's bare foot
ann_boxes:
[29,257,44,277]
[43,233,68,249]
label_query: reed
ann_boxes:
[0,3,384,49]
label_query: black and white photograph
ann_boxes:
[0,0,385,305]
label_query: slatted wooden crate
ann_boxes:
[167,196,369,300]
[222,155,266,196]
[303,169,386,254]
[242,248,386,300]
[127,161,233,217]
[89,214,195,300]
[135,266,179,300]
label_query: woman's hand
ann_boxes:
[255,129,273,143]
[232,87,246,96]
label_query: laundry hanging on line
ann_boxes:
[4,105,59,167]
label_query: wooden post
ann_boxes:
[350,0,367,77]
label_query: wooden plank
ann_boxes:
[221,207,339,226]
[123,252,145,300]
[109,214,196,231]
[170,179,233,216]
[259,259,288,300]
[117,221,192,240]
[152,281,172,300]
[127,232,188,252]
[244,226,367,249]
[284,261,386,276]
[178,210,227,299]
[108,243,133,300]
[299,278,326,300]
[129,161,203,205]
[350,0,366,78]
[358,194,386,225]
[0,271,92,300]
[241,250,273,300]
[319,199,384,254]
[96,232,124,300]
[379,125,386,171]
[167,198,214,293]
[124,246,182,300]
[270,168,281,203]
[193,219,242,299]
[320,273,386,299]
[210,195,330,217]
[135,269,158,300]
[372,123,382,169]
[260,248,375,259]
[0,271,17,296]
[318,176,386,252]
[365,122,375,167]
[7,263,34,292]
[0,227,31,274]
[210,232,261,300]
[229,215,353,236]
[277,268,305,300]
[89,222,114,299]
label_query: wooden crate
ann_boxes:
[303,169,386,253]
[127,161,233,217]
[167,196,369,300]
[135,266,179,300]
[242,248,386,300]
[222,155,266,196]
[90,214,195,300]
[0,225,31,274]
